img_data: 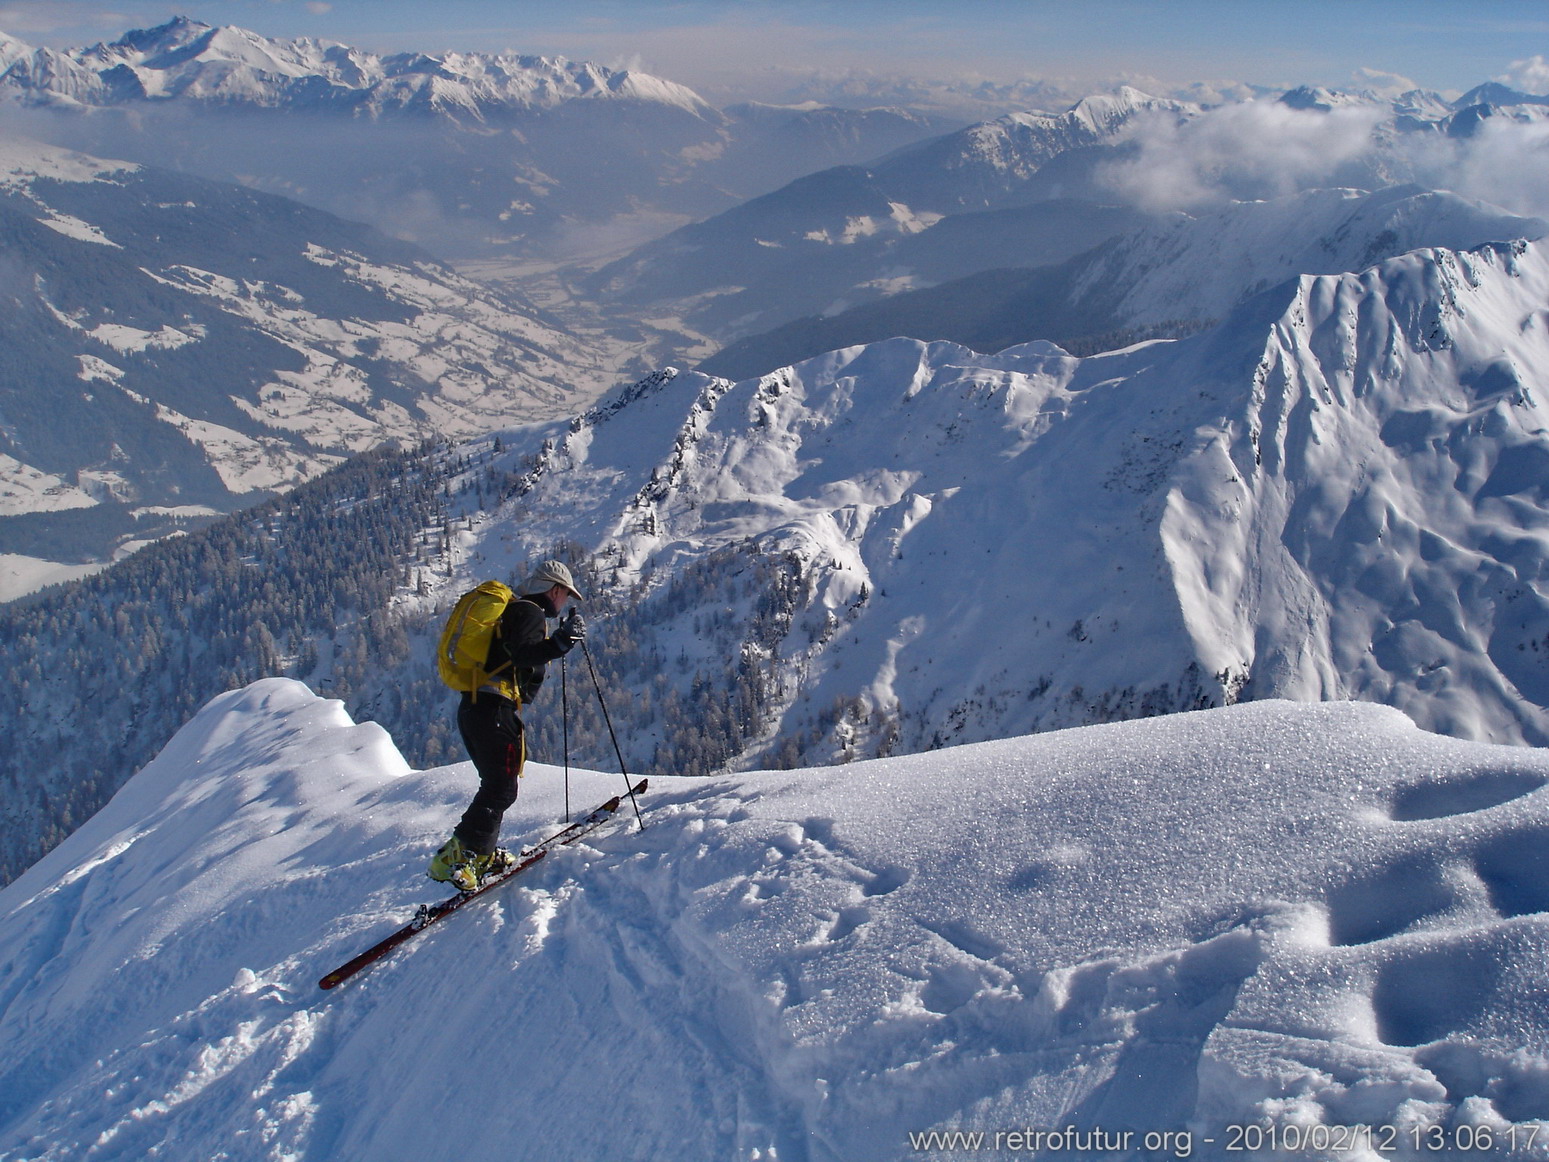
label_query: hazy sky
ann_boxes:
[3,0,1548,104]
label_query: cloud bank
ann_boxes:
[1097,101,1385,213]
[1498,55,1549,96]
[1415,114,1549,223]
[1098,97,1549,226]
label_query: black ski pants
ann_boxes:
[453,692,526,855]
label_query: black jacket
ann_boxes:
[487,592,567,703]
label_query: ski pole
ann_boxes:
[580,638,644,830]
[561,656,571,823]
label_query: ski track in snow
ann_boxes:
[3,680,1549,1160]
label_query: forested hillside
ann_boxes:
[0,426,788,883]
[2,441,439,881]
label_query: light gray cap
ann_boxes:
[525,559,583,601]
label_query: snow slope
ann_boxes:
[3,679,1549,1160]
[0,553,104,604]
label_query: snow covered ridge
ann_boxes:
[0,16,710,118]
[468,237,1549,763]
[3,679,1549,1159]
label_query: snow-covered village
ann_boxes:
[4,3,1549,1159]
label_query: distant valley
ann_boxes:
[0,135,616,590]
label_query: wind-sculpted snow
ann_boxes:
[3,680,1549,1159]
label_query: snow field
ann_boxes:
[0,554,105,604]
[3,680,1549,1159]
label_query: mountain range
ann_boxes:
[700,184,1547,379]
[587,88,1196,324]
[0,17,955,261]
[458,237,1549,764]
[0,17,712,115]
[588,80,1549,367]
[3,18,1549,893]
[3,19,1549,1155]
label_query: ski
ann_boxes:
[318,778,648,990]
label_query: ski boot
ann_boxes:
[427,835,478,890]
[455,847,516,891]
[484,848,517,877]
[428,837,515,892]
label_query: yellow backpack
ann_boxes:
[437,580,516,697]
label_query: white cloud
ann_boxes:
[1498,55,1549,96]
[1402,113,1549,223]
[1094,88,1549,227]
[1096,100,1385,213]
[1353,67,1418,96]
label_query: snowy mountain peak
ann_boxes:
[1391,87,1456,121]
[489,234,1549,767]
[1067,84,1183,131]
[934,89,1199,182]
[972,86,1189,141]
[0,29,32,67]
[0,17,715,119]
[1456,80,1549,110]
[104,15,218,59]
[1278,84,1377,112]
[602,66,712,113]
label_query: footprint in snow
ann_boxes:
[1324,851,1468,946]
[1326,820,1549,947]
[1370,930,1514,1048]
[1388,769,1546,822]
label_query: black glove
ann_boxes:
[552,609,586,654]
